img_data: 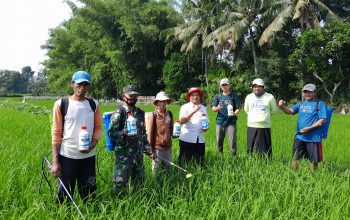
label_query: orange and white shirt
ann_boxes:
[52,98,102,159]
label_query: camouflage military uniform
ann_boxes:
[108,105,149,191]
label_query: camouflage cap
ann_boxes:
[123,85,140,95]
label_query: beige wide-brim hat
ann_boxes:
[153,91,172,105]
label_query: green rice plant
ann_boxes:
[0,101,350,219]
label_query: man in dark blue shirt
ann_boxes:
[278,84,327,171]
[212,78,240,155]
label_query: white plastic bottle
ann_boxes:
[201,114,209,130]
[127,113,137,135]
[227,103,234,116]
[79,126,90,152]
[173,120,181,137]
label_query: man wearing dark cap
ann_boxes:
[108,85,151,194]
[51,70,102,203]
[278,84,327,171]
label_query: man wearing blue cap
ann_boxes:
[278,84,327,171]
[51,70,102,203]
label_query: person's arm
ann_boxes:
[108,108,126,145]
[169,111,177,138]
[233,95,240,116]
[244,96,249,113]
[299,118,327,134]
[300,101,327,134]
[211,95,222,112]
[146,112,154,149]
[278,100,295,115]
[51,101,62,177]
[270,96,278,114]
[180,104,200,124]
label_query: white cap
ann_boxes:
[252,78,264,87]
[220,78,230,86]
[153,91,172,105]
[302,84,316,92]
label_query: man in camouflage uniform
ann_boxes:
[108,85,151,193]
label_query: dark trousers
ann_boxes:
[178,139,205,166]
[58,155,96,203]
[247,127,272,158]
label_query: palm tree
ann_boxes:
[259,0,339,46]
[202,0,292,76]
[162,0,219,88]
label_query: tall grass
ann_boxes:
[0,100,349,219]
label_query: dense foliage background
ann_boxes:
[1,0,350,107]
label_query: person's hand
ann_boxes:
[192,105,200,114]
[299,127,311,134]
[230,113,237,117]
[124,130,137,137]
[278,100,286,107]
[146,151,155,159]
[80,145,95,153]
[51,161,62,177]
[144,145,154,158]
[80,139,98,153]
[216,104,223,111]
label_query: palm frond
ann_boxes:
[187,35,200,52]
[227,18,250,50]
[259,5,294,46]
[313,0,340,20]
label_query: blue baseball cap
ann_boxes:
[71,71,91,84]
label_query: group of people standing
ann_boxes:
[50,70,328,202]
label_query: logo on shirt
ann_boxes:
[251,100,266,112]
[300,105,312,113]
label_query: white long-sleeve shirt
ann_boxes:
[52,98,102,159]
[179,102,208,143]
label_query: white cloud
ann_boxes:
[0,0,72,73]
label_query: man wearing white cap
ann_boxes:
[278,84,327,171]
[244,78,277,158]
[212,78,240,155]
[147,91,175,174]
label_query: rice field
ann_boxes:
[0,99,349,219]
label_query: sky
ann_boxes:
[0,0,73,74]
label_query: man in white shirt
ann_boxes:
[51,71,102,203]
[244,78,277,158]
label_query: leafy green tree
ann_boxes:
[289,21,350,104]
[29,69,48,96]
[0,70,20,94]
[162,51,203,99]
[43,0,180,98]
[19,66,35,93]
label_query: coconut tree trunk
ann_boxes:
[250,29,258,76]
[204,49,209,89]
